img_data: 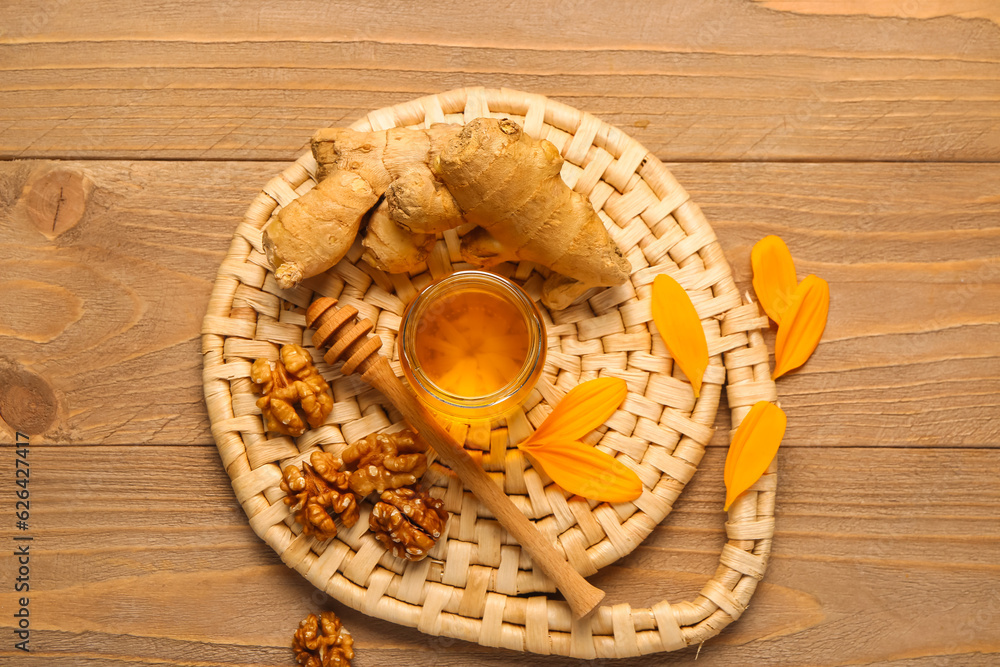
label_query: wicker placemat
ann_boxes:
[201,87,778,658]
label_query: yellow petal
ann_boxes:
[724,400,770,488]
[724,401,786,510]
[520,440,642,503]
[522,377,627,447]
[651,274,708,398]
[773,274,830,379]
[751,235,798,325]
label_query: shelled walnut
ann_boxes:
[292,611,354,667]
[251,344,333,437]
[341,429,429,497]
[281,451,359,541]
[370,487,449,561]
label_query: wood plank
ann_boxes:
[0,444,996,665]
[1,0,998,161]
[0,159,274,444]
[673,161,1000,450]
[0,159,997,446]
[752,1,1000,24]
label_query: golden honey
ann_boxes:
[399,271,546,420]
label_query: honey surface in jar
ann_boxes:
[413,289,530,398]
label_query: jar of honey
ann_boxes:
[398,270,546,420]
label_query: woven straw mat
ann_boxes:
[201,87,779,659]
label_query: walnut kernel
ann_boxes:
[292,611,354,667]
[281,451,359,540]
[341,429,429,497]
[370,487,449,561]
[251,344,333,437]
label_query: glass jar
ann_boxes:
[398,270,547,421]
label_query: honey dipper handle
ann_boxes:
[362,356,605,619]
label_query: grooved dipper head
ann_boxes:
[306,297,384,375]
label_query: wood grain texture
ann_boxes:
[0,444,996,666]
[1,0,998,161]
[1,7,998,663]
[2,159,996,447]
[753,1,1000,25]
[0,160,274,443]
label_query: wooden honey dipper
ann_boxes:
[306,296,605,619]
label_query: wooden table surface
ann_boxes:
[1,1,998,665]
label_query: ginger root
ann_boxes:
[263,118,631,309]
[314,125,464,234]
[360,199,435,274]
[437,118,631,308]
[263,171,378,290]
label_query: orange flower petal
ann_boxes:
[724,401,786,510]
[522,377,627,447]
[651,274,709,398]
[773,274,830,379]
[520,440,642,503]
[751,235,798,325]
[724,400,771,488]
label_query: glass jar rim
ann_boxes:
[398,270,546,417]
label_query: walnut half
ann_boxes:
[370,487,449,562]
[251,344,333,437]
[281,451,359,541]
[341,429,429,497]
[292,611,354,667]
